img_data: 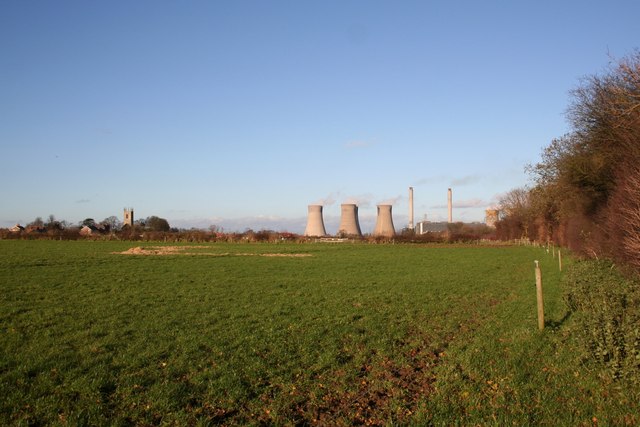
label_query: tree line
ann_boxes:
[496,51,640,270]
[10,214,172,234]
[3,215,495,243]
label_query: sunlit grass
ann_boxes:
[0,240,637,425]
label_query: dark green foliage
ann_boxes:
[144,216,171,232]
[81,218,96,227]
[563,260,640,381]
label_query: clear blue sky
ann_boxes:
[1,1,638,233]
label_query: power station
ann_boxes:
[304,185,493,236]
[373,204,395,237]
[304,205,327,237]
[338,204,363,237]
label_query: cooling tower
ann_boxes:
[447,188,453,223]
[304,205,327,237]
[485,208,499,228]
[408,187,414,230]
[373,204,396,237]
[338,204,362,236]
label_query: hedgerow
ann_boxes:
[563,259,640,382]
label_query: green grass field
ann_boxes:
[1,241,637,425]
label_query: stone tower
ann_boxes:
[124,208,134,227]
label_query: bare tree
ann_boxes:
[102,216,122,231]
[617,164,640,268]
[499,187,530,216]
[29,217,44,227]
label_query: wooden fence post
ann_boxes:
[535,260,544,330]
[558,249,562,272]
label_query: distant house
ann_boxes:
[80,224,110,236]
[79,226,95,236]
[9,224,25,232]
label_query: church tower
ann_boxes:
[124,208,134,227]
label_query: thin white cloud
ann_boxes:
[413,174,482,187]
[432,198,487,209]
[451,174,482,187]
[412,175,447,186]
[345,140,374,149]
[311,192,338,206]
[453,198,486,209]
[378,195,403,206]
[343,193,374,208]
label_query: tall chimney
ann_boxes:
[447,188,453,223]
[338,204,362,237]
[304,205,327,237]
[373,204,396,237]
[408,187,414,230]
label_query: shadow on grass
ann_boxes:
[545,311,572,330]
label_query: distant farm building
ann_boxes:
[79,224,110,236]
[10,224,25,232]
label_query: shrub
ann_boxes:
[563,260,640,381]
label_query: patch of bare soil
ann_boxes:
[113,246,311,257]
[252,319,489,425]
[259,253,312,257]
[114,246,205,256]
[245,341,442,426]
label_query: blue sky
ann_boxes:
[1,1,638,233]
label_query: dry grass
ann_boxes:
[114,245,312,257]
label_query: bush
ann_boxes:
[563,260,640,381]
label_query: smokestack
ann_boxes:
[304,205,327,237]
[447,188,452,223]
[338,204,362,237]
[374,204,396,237]
[408,187,414,230]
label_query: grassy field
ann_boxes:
[0,240,637,425]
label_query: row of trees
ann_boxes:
[22,215,172,233]
[6,216,495,243]
[496,51,640,269]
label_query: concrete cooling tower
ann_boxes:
[338,204,362,236]
[304,205,327,237]
[373,204,396,237]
